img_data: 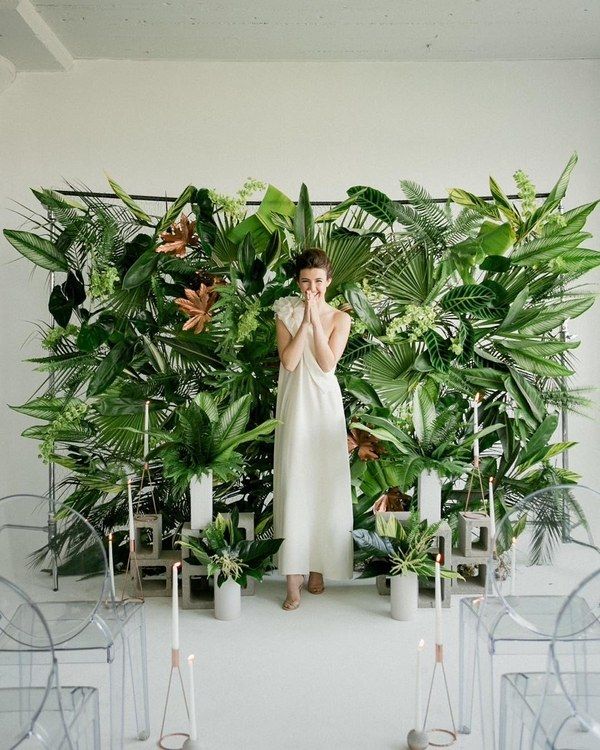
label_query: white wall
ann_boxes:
[1,59,599,496]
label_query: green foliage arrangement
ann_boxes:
[178,510,283,587]
[4,156,599,550]
[153,391,279,492]
[352,511,460,579]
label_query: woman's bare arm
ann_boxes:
[312,311,352,373]
[276,317,310,371]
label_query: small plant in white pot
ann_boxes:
[179,510,283,620]
[352,510,460,621]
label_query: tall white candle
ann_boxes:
[143,400,150,460]
[108,533,116,599]
[473,394,480,464]
[434,554,443,645]
[489,477,496,542]
[127,478,135,547]
[415,639,425,730]
[510,538,517,595]
[188,654,198,741]
[172,562,180,650]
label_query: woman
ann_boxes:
[272,248,354,611]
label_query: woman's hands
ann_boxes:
[302,290,321,326]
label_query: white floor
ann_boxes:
[57,575,515,749]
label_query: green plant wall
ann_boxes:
[4,156,599,551]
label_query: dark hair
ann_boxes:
[293,248,333,280]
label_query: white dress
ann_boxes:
[272,295,354,580]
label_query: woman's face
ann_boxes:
[296,267,331,299]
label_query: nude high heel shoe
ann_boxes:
[282,575,305,611]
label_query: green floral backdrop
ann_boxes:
[4,154,599,559]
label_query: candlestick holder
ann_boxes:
[422,644,457,747]
[406,728,429,749]
[158,647,191,750]
[462,458,488,518]
[119,540,145,603]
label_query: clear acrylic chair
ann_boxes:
[0,494,150,748]
[458,484,600,749]
[0,574,100,749]
[499,564,600,748]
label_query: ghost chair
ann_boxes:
[0,575,100,749]
[0,494,150,749]
[499,564,600,748]
[458,484,600,749]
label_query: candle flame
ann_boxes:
[173,561,181,570]
[145,400,150,406]
[108,532,113,541]
[127,477,131,485]
[436,553,441,563]
[474,392,482,403]
[490,476,495,483]
[417,639,425,651]
[188,654,195,664]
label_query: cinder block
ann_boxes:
[134,513,162,558]
[458,512,492,557]
[450,550,489,593]
[130,549,180,597]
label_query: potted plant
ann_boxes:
[155,392,279,529]
[352,510,460,620]
[179,510,283,620]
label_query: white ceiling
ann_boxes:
[1,0,599,73]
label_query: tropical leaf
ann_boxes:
[439,284,495,314]
[347,185,397,225]
[363,343,419,409]
[214,395,251,448]
[4,229,68,271]
[106,175,152,224]
[155,185,195,235]
[294,183,315,248]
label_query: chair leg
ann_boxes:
[126,607,150,741]
[499,675,525,750]
[476,638,497,750]
[108,632,126,749]
[459,600,478,734]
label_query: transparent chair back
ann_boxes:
[550,565,600,739]
[0,494,112,646]
[489,484,600,637]
[0,574,63,748]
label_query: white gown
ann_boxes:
[272,295,354,580]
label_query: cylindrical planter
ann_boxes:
[390,571,418,621]
[417,468,441,525]
[213,574,241,620]
[190,470,213,530]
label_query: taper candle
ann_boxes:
[127,478,135,547]
[415,639,425,730]
[108,533,116,598]
[143,400,150,460]
[188,654,198,741]
[489,477,496,542]
[510,538,517,595]
[473,394,480,463]
[172,562,180,650]
[434,554,443,645]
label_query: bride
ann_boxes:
[272,248,354,611]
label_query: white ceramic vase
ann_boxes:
[390,571,418,621]
[213,574,241,620]
[417,468,441,525]
[190,470,213,530]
